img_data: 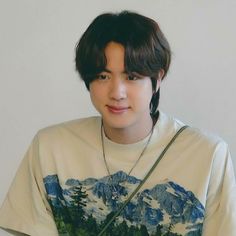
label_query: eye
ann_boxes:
[127,75,137,81]
[127,73,141,81]
[96,74,109,80]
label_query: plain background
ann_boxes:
[0,0,235,235]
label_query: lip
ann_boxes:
[106,105,130,114]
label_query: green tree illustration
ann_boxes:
[140,224,149,236]
[128,225,140,235]
[114,220,129,236]
[69,183,88,228]
[48,194,75,235]
[84,214,99,235]
[126,225,141,236]
[99,211,116,236]
[152,224,163,236]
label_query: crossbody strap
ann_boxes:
[98,125,189,236]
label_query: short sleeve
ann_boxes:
[202,141,236,236]
[0,134,58,236]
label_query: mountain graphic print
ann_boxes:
[44,171,204,236]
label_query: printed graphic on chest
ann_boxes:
[44,171,204,236]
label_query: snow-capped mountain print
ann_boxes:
[44,171,204,236]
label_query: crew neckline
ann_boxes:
[101,111,169,148]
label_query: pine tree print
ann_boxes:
[70,183,88,228]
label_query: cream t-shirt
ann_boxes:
[0,111,235,236]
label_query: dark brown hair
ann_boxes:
[75,11,171,118]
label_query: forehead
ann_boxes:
[104,42,125,72]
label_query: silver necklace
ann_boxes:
[100,121,154,200]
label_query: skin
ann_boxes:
[89,42,162,144]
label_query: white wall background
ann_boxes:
[0,0,235,235]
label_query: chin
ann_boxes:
[105,122,131,130]
[102,117,135,130]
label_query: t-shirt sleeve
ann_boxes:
[202,141,236,236]
[0,134,58,236]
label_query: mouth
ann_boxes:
[106,105,130,114]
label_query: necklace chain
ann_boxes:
[100,121,154,198]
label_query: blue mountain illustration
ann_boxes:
[44,171,204,235]
[44,175,63,197]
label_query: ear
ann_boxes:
[155,69,164,92]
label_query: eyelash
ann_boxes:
[127,75,139,81]
[96,73,141,81]
[96,74,109,80]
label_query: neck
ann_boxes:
[102,117,153,144]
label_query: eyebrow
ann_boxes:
[103,68,128,73]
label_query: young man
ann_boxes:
[0,11,236,236]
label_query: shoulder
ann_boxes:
[160,111,229,154]
[185,126,226,146]
[175,121,230,165]
[168,115,231,171]
[36,116,101,143]
[184,125,229,154]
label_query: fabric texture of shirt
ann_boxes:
[0,111,236,236]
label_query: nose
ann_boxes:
[109,78,127,101]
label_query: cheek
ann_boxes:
[90,82,101,95]
[130,84,153,107]
[89,83,108,111]
[89,84,101,104]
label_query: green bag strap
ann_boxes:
[98,125,189,236]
